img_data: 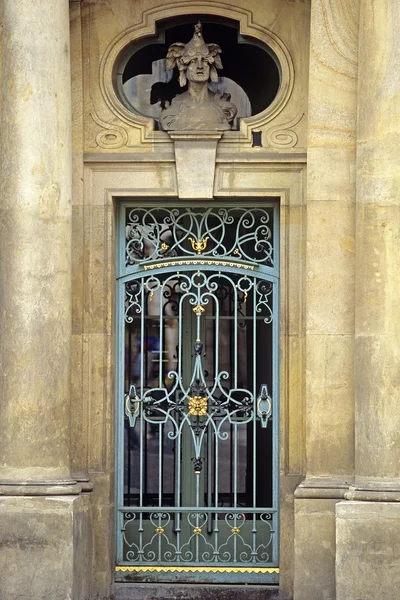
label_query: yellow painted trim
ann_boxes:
[116,566,279,574]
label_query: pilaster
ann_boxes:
[0,1,91,597]
[336,2,400,598]
[0,0,75,492]
[353,0,400,488]
[295,0,360,598]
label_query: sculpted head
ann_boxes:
[186,55,211,83]
[166,22,223,87]
[160,21,238,131]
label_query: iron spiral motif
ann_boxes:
[125,207,274,267]
[122,509,274,564]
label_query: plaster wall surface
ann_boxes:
[7,0,400,599]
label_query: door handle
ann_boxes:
[125,384,141,427]
[256,384,272,428]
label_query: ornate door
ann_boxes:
[115,202,279,584]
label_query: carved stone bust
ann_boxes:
[160,22,238,132]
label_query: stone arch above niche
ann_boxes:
[100,1,295,145]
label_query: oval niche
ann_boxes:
[115,16,281,130]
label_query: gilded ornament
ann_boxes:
[143,260,255,271]
[193,304,205,316]
[116,566,280,574]
[155,527,164,535]
[231,527,240,535]
[193,527,202,535]
[188,236,209,254]
[188,396,208,416]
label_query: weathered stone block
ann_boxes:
[294,498,337,600]
[0,495,91,600]
[336,501,400,600]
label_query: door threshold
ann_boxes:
[111,582,280,600]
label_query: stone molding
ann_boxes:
[345,486,400,502]
[0,480,82,496]
[294,479,351,500]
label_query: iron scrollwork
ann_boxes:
[122,509,275,564]
[125,207,274,267]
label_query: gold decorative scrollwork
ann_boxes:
[188,396,208,416]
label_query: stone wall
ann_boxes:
[1,1,400,599]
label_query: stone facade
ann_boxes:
[0,1,399,599]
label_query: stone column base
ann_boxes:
[0,495,92,600]
[294,497,338,600]
[336,501,400,600]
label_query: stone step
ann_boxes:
[111,583,281,600]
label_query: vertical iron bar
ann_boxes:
[139,279,145,554]
[207,423,213,533]
[158,279,164,507]
[195,475,200,562]
[234,278,238,388]
[116,278,126,562]
[252,275,257,562]
[230,422,233,506]
[233,423,238,509]
[158,424,163,507]
[127,328,131,506]
[174,286,184,544]
[272,277,280,564]
[158,514,162,561]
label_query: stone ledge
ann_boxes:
[294,478,350,499]
[111,583,280,600]
[0,479,82,496]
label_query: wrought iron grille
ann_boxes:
[116,203,279,584]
